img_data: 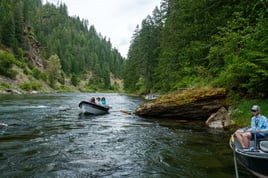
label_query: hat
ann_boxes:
[251,105,260,111]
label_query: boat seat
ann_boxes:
[260,141,268,152]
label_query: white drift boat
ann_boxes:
[78,101,110,115]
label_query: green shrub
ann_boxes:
[19,82,42,91]
[0,82,13,90]
[32,67,41,79]
[16,48,24,61]
[0,51,17,79]
[23,68,30,75]
[71,74,79,86]
[40,72,47,82]
[27,61,35,70]
[58,72,65,85]
[6,69,17,79]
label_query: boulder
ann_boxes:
[205,107,234,128]
[134,88,227,120]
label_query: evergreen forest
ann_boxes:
[124,0,268,98]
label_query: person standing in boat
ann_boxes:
[235,105,268,149]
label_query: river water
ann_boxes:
[0,93,253,177]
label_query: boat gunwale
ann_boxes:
[79,101,109,112]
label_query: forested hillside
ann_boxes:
[0,0,125,92]
[124,0,268,98]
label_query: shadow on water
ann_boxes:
[0,93,256,177]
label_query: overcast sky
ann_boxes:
[45,0,162,57]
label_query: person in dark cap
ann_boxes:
[235,105,268,149]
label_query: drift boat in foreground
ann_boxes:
[230,130,268,178]
[78,101,110,115]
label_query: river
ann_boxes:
[0,93,254,177]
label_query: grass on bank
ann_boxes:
[230,99,268,128]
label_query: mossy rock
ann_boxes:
[135,87,227,120]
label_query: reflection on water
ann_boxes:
[0,93,253,177]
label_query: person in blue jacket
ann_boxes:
[235,105,268,149]
[101,97,106,105]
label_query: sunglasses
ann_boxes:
[251,110,258,112]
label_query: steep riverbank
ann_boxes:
[0,69,123,94]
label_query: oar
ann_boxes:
[119,110,132,115]
[254,120,258,150]
[231,134,239,178]
[254,130,257,150]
